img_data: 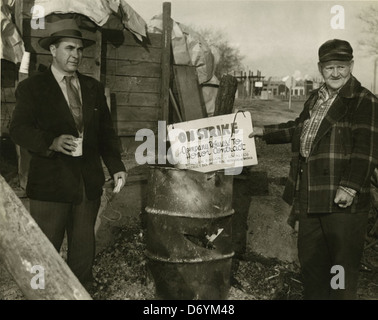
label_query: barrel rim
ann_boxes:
[145,207,235,218]
[145,251,235,263]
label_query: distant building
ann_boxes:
[229,71,322,100]
[267,79,318,100]
[266,80,286,96]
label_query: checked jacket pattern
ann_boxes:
[263,76,378,214]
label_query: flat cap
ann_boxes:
[318,39,353,63]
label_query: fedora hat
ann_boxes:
[38,19,95,51]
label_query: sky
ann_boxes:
[126,0,378,91]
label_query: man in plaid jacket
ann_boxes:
[251,39,378,299]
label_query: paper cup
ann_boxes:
[72,137,83,157]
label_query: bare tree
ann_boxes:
[193,27,245,79]
[357,4,378,55]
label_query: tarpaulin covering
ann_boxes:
[33,0,147,40]
[148,14,217,85]
[1,0,25,64]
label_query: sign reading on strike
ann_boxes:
[167,112,258,173]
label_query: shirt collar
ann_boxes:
[318,84,333,101]
[51,64,78,83]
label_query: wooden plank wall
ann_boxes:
[101,29,162,137]
[1,61,17,136]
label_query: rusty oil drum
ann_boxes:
[145,166,234,300]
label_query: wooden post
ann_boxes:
[288,76,293,110]
[213,75,238,116]
[160,2,172,122]
[14,0,23,36]
[172,65,207,121]
[93,30,102,82]
[0,175,92,300]
[374,57,378,96]
[251,71,254,99]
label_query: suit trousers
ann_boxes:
[16,145,31,190]
[297,160,368,300]
[29,181,101,286]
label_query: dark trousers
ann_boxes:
[29,189,101,286]
[16,145,31,190]
[297,160,368,300]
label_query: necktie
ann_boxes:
[64,75,83,133]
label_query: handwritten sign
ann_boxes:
[167,112,258,173]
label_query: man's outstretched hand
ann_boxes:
[248,127,264,138]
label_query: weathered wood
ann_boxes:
[214,75,238,116]
[0,175,92,300]
[102,28,162,48]
[105,44,161,63]
[104,60,161,78]
[1,80,16,135]
[160,2,172,122]
[105,76,161,93]
[115,121,158,136]
[173,65,207,121]
[0,103,15,135]
[14,0,23,37]
[169,88,183,122]
[21,0,34,18]
[1,88,16,103]
[0,103,15,120]
[93,30,102,81]
[114,106,160,121]
[1,59,17,88]
[112,92,160,107]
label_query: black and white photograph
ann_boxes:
[0,0,377,307]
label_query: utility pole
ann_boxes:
[288,77,292,110]
[374,57,378,96]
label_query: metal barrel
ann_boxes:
[145,165,234,300]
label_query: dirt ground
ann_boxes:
[0,98,377,300]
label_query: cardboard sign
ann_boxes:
[167,112,258,173]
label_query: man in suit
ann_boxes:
[10,19,127,290]
[250,39,378,299]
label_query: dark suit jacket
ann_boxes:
[263,76,378,213]
[10,68,125,203]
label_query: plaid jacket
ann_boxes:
[263,76,378,213]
